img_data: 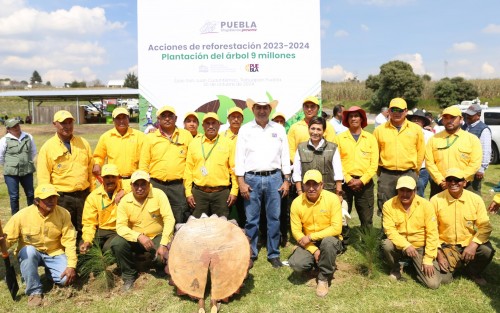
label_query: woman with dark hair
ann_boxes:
[0,118,37,215]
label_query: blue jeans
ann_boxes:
[417,168,430,198]
[18,246,68,296]
[4,173,34,215]
[244,171,282,260]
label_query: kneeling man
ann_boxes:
[382,176,441,289]
[431,168,494,286]
[1,184,76,306]
[111,170,175,291]
[289,169,343,297]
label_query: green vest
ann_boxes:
[3,135,35,176]
[297,140,337,192]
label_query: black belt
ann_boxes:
[151,178,183,185]
[193,184,229,193]
[247,169,278,176]
[59,189,89,198]
[380,167,414,175]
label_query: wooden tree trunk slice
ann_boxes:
[168,216,250,300]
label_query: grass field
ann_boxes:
[0,122,499,313]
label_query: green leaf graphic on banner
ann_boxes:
[216,95,236,124]
[242,108,254,125]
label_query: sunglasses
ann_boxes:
[390,107,406,113]
[445,177,465,183]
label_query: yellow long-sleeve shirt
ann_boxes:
[382,195,439,265]
[93,127,145,177]
[430,189,492,246]
[116,186,175,246]
[37,134,94,192]
[139,128,192,181]
[184,135,238,197]
[373,120,425,171]
[220,128,238,142]
[4,205,77,268]
[287,120,336,161]
[290,190,342,254]
[334,130,379,185]
[425,129,482,184]
[81,181,128,244]
[494,194,500,204]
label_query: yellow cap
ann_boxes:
[156,105,176,117]
[302,96,320,106]
[202,112,220,122]
[101,164,120,177]
[35,184,59,199]
[389,98,407,109]
[303,169,322,183]
[53,110,75,122]
[184,111,199,121]
[396,176,416,190]
[112,107,130,118]
[131,170,150,183]
[445,168,465,179]
[272,112,286,120]
[442,106,462,117]
[227,107,243,118]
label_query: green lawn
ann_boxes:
[0,123,499,313]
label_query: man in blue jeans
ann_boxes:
[235,98,291,268]
[1,184,77,307]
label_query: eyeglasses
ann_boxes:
[390,107,405,113]
[445,177,465,183]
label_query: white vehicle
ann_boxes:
[482,107,500,164]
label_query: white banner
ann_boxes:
[138,0,320,126]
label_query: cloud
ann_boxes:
[361,24,370,31]
[321,19,331,38]
[451,42,477,52]
[334,30,349,38]
[393,53,426,75]
[482,62,495,75]
[482,24,500,34]
[321,65,355,82]
[349,0,415,6]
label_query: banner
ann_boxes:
[138,0,321,129]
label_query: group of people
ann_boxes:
[0,95,497,308]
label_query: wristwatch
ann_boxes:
[285,176,292,183]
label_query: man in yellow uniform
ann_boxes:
[288,96,336,162]
[139,105,193,224]
[382,176,441,289]
[37,110,94,242]
[335,106,378,228]
[111,170,175,291]
[93,107,145,181]
[289,170,343,298]
[1,184,77,307]
[184,113,238,218]
[80,164,127,254]
[373,98,424,215]
[425,106,482,198]
[431,168,494,286]
[184,111,200,138]
[488,194,500,213]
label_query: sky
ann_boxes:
[1,0,499,87]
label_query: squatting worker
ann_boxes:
[289,169,344,297]
[93,107,146,183]
[37,110,94,242]
[373,98,424,216]
[1,184,77,307]
[334,106,378,228]
[184,112,238,218]
[139,105,193,224]
[235,98,291,268]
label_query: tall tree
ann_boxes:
[123,72,138,89]
[30,70,42,85]
[433,77,478,108]
[366,60,424,111]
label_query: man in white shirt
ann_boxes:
[330,104,347,134]
[374,107,389,128]
[235,98,291,268]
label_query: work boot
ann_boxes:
[122,277,136,292]
[316,280,329,297]
[28,294,43,307]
